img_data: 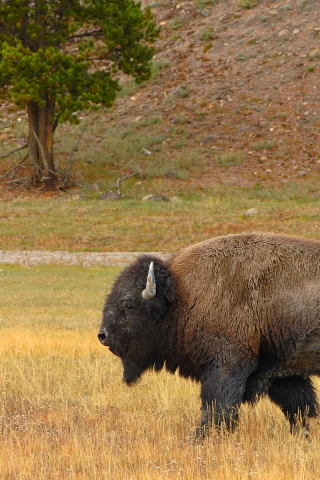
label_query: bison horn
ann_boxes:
[142,261,156,301]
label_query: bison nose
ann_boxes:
[98,331,109,346]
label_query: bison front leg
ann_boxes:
[197,365,249,438]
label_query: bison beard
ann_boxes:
[98,233,320,437]
[121,358,144,385]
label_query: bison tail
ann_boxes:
[268,375,318,430]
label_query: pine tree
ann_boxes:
[0,0,159,189]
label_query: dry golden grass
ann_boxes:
[1,264,320,479]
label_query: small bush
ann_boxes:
[167,17,183,31]
[173,114,190,124]
[150,59,170,84]
[203,42,213,53]
[216,151,243,167]
[237,52,247,61]
[251,140,274,151]
[199,29,214,41]
[151,59,170,74]
[141,117,161,127]
[170,33,180,41]
[175,151,206,171]
[117,79,141,98]
[239,0,258,8]
[305,65,315,73]
[273,111,287,119]
[177,87,190,98]
[174,138,187,149]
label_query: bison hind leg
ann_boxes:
[268,376,318,432]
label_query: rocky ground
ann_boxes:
[0,250,169,267]
[1,0,320,194]
[123,0,320,188]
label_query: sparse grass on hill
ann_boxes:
[251,140,275,151]
[216,151,244,167]
[239,0,258,9]
[0,264,320,479]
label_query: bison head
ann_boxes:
[98,255,175,384]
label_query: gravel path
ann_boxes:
[0,250,170,267]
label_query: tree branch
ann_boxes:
[65,29,103,41]
[66,124,87,175]
[53,115,60,133]
[32,129,49,173]
[0,144,28,160]
[28,143,43,178]
[0,154,28,181]
[4,176,31,185]
[117,173,137,196]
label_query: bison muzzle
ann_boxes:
[98,233,320,436]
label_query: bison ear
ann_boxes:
[142,261,157,301]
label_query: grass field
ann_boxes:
[1,180,320,252]
[1,265,320,479]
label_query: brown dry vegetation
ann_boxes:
[0,265,320,479]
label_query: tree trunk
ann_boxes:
[27,101,40,177]
[27,96,56,189]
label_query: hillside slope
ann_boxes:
[115,0,320,188]
[1,0,320,194]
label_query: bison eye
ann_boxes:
[123,300,135,311]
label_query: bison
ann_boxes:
[98,232,320,436]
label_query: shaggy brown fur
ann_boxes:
[99,233,320,436]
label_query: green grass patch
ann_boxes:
[0,264,118,329]
[215,151,244,167]
[199,29,215,42]
[251,140,275,151]
[1,182,320,252]
[305,64,315,73]
[166,17,183,31]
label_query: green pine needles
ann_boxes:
[0,0,160,189]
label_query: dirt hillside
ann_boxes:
[119,0,320,188]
